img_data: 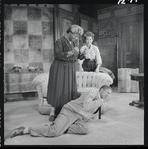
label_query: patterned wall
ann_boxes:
[4,5,54,73]
[4,5,54,93]
[98,4,143,20]
[79,13,98,43]
[97,18,117,85]
[98,4,143,70]
[97,4,143,85]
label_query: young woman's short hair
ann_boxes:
[84,31,94,40]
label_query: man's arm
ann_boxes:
[79,110,93,120]
[83,93,103,111]
[76,91,103,120]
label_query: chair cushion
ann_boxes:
[78,87,99,93]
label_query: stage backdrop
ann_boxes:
[4,4,54,93]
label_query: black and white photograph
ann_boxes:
[1,0,145,147]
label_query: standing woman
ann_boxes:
[47,25,84,121]
[79,32,102,72]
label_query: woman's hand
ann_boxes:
[71,47,79,56]
[66,51,74,57]
[95,68,100,73]
[74,47,79,53]
[79,67,84,72]
[85,53,90,59]
[78,59,84,72]
[95,65,100,73]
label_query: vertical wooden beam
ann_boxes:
[53,4,60,41]
[139,18,144,73]
[72,4,79,25]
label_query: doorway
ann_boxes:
[121,21,140,68]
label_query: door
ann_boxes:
[121,21,140,68]
[59,9,74,37]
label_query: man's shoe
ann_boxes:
[10,126,25,138]
[49,115,56,122]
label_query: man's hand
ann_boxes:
[103,94,111,103]
[91,113,98,119]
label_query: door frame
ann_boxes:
[58,8,74,38]
[121,21,139,68]
[117,13,143,69]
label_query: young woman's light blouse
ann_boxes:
[80,44,102,66]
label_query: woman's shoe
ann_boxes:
[10,126,25,138]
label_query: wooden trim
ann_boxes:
[98,4,143,21]
[53,4,59,41]
[58,8,74,37]
[139,19,144,73]
[54,5,79,40]
[79,13,98,23]
[59,4,73,12]
[117,14,143,69]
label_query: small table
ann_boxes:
[129,73,144,107]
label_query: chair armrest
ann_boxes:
[32,72,49,86]
[32,72,49,97]
[36,85,44,105]
[32,72,49,106]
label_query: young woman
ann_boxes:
[79,32,102,72]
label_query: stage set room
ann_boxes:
[4,4,144,145]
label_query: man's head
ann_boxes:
[99,85,112,102]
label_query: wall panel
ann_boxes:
[4,5,54,93]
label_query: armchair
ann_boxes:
[76,71,113,93]
[32,71,113,115]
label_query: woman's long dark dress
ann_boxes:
[47,36,79,114]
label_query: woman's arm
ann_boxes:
[95,47,102,72]
[78,46,86,60]
[54,39,73,61]
[78,59,84,71]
